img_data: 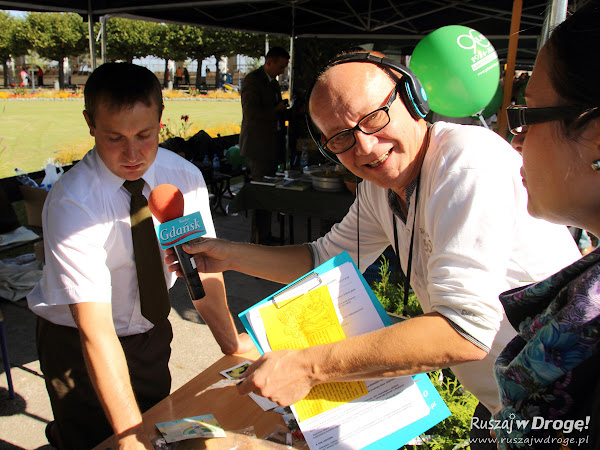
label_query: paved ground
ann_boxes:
[0,186,326,450]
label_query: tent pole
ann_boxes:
[540,0,568,47]
[285,4,295,170]
[495,0,522,139]
[88,0,96,71]
[101,15,107,64]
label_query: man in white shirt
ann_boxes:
[28,62,252,449]
[167,53,580,441]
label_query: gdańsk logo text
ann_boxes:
[155,212,206,249]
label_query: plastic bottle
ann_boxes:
[202,154,210,166]
[41,162,64,191]
[300,142,309,169]
[212,153,221,174]
[14,168,39,188]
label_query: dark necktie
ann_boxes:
[124,179,170,324]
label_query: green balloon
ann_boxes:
[225,145,247,168]
[410,25,500,117]
[482,82,503,119]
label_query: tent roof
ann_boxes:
[1,0,548,64]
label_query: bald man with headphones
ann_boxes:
[168,52,580,441]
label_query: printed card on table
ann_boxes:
[221,360,279,411]
[155,414,225,443]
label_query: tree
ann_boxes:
[152,23,203,87]
[0,12,16,87]
[20,13,88,88]
[105,17,161,64]
[204,31,290,88]
[201,29,265,88]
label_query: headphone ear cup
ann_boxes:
[398,80,423,121]
[410,77,430,118]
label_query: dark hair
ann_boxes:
[266,46,290,61]
[547,0,600,133]
[84,62,163,126]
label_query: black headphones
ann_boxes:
[306,52,430,165]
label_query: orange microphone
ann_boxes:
[149,184,206,300]
[149,183,184,223]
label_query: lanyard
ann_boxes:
[393,176,420,317]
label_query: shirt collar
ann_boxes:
[387,177,419,224]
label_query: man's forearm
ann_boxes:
[193,273,242,354]
[239,312,488,406]
[228,243,313,284]
[80,331,143,433]
[70,303,149,443]
[312,312,488,382]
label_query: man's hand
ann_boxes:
[237,348,315,406]
[165,237,234,276]
[275,99,289,112]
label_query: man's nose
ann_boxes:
[123,140,139,161]
[353,131,378,155]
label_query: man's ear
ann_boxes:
[83,110,95,137]
[158,103,165,124]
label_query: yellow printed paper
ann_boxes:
[260,285,368,421]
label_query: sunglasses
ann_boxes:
[506,104,586,135]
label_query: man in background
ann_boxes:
[175,66,184,87]
[37,66,44,87]
[239,46,290,244]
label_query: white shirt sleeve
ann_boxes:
[421,125,524,350]
[40,183,113,305]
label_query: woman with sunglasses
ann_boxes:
[493,2,600,448]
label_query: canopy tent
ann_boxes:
[0,0,555,65]
[1,0,570,136]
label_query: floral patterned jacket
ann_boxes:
[493,247,600,449]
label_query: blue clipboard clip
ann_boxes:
[271,272,323,308]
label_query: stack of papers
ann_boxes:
[239,252,450,450]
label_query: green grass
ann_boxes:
[0,99,242,179]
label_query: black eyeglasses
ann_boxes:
[307,87,398,155]
[506,104,586,135]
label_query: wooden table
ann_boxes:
[94,348,305,449]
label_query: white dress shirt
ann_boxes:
[28,147,215,336]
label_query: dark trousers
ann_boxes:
[36,316,173,449]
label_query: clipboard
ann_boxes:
[239,251,392,353]
[238,251,450,450]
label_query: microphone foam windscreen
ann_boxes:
[148,184,184,223]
